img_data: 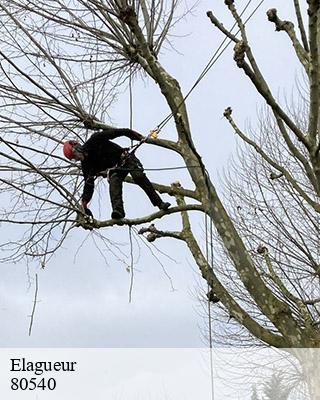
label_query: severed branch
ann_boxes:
[124,176,200,200]
[144,136,181,153]
[138,224,183,242]
[137,182,195,241]
[267,8,309,73]
[305,298,320,306]
[206,11,239,43]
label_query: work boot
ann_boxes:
[158,201,171,211]
[111,210,125,220]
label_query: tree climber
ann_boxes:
[63,125,170,220]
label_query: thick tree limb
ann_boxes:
[203,173,308,346]
[306,1,320,144]
[180,213,287,347]
[117,3,311,345]
[82,116,181,153]
[78,204,204,229]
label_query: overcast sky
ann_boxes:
[0,0,300,348]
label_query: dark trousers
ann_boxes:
[109,154,162,214]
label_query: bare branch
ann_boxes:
[206,11,239,43]
[293,0,309,52]
[267,8,309,72]
[84,203,204,229]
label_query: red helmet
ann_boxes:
[63,140,79,160]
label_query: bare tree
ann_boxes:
[0,0,319,396]
[262,372,292,400]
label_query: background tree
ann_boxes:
[0,0,319,396]
[262,372,292,400]
[250,370,300,400]
[251,384,260,400]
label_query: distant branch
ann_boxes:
[224,107,320,213]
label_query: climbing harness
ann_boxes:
[105,128,160,181]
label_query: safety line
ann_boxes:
[101,165,202,172]
[156,0,266,133]
[205,214,215,400]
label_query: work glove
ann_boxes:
[76,208,93,221]
[76,203,94,230]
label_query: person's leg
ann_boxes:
[108,169,128,219]
[126,155,170,210]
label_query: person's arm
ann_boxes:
[102,127,143,141]
[83,115,144,140]
[81,171,95,208]
[87,127,143,142]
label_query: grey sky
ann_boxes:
[0,0,300,348]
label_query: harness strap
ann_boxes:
[105,147,131,182]
[103,129,159,181]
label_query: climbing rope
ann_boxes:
[154,0,266,134]
[205,214,215,400]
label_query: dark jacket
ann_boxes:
[81,128,142,203]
